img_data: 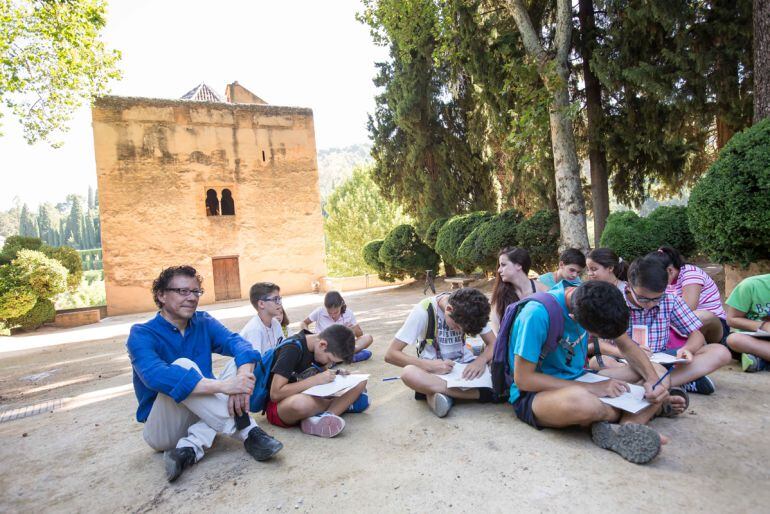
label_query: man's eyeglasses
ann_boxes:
[627,285,663,305]
[165,288,205,297]
[260,295,283,305]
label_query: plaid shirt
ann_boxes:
[625,291,703,352]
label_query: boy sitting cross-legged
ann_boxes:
[384,288,497,418]
[537,248,586,289]
[266,324,368,438]
[508,281,678,464]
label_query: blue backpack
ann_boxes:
[490,292,565,402]
[249,336,304,413]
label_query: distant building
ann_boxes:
[92,82,326,315]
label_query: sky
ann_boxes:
[0,0,388,210]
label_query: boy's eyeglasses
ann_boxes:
[260,295,283,305]
[165,288,205,297]
[627,285,663,305]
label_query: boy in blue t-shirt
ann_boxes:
[508,281,677,464]
[537,248,585,289]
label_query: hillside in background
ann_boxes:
[316,143,373,198]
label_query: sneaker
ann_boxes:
[428,393,454,418]
[346,392,370,413]
[591,421,661,464]
[683,375,716,395]
[351,349,372,363]
[300,412,345,438]
[163,446,196,482]
[741,353,767,373]
[243,426,283,461]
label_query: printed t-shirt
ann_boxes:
[239,316,284,355]
[666,264,725,319]
[308,306,357,332]
[507,282,587,404]
[394,293,493,363]
[726,274,770,324]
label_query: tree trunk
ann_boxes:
[755,0,770,122]
[578,0,610,246]
[507,0,590,252]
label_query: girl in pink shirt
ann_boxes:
[657,246,729,346]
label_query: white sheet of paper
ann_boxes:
[575,373,650,414]
[302,374,370,397]
[435,363,493,389]
[650,352,688,364]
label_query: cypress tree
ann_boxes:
[19,204,38,237]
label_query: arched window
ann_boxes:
[221,188,235,215]
[205,189,220,216]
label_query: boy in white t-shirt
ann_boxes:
[240,282,285,355]
[384,287,497,418]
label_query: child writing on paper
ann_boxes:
[384,288,497,418]
[302,291,374,363]
[725,274,770,372]
[612,254,731,395]
[266,325,368,438]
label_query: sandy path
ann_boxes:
[1,281,769,512]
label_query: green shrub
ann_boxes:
[44,246,82,290]
[600,211,655,262]
[6,298,55,331]
[0,284,37,319]
[7,298,55,331]
[456,225,487,274]
[362,239,404,282]
[435,211,493,273]
[601,206,698,262]
[12,250,68,299]
[688,118,770,264]
[378,224,439,278]
[0,236,44,264]
[516,210,559,273]
[424,217,450,249]
[646,206,697,257]
[473,208,525,270]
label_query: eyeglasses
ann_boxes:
[627,285,663,305]
[260,295,283,305]
[165,288,205,297]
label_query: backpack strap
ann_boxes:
[417,298,440,359]
[529,292,566,364]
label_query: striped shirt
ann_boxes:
[666,264,725,320]
[625,291,703,352]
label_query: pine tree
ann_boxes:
[66,197,85,248]
[36,204,54,244]
[361,0,497,230]
[19,204,38,237]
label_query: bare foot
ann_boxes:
[667,393,687,415]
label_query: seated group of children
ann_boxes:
[384,246,769,464]
[223,247,769,464]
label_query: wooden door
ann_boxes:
[212,257,241,301]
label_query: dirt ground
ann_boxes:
[1,280,769,513]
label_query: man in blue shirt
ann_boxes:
[127,266,283,482]
[508,281,679,464]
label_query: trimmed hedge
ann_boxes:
[6,298,55,331]
[435,211,492,273]
[362,239,404,282]
[600,206,697,262]
[47,246,83,290]
[424,217,450,249]
[378,224,439,278]
[0,236,43,264]
[516,210,559,273]
[688,118,770,264]
[473,208,524,271]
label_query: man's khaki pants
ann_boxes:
[142,358,256,461]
